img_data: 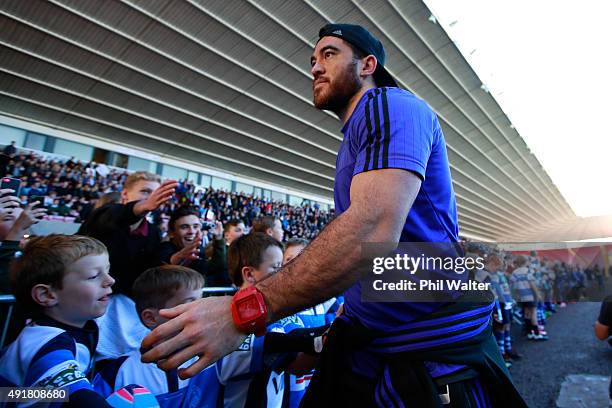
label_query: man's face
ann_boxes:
[171,215,202,248]
[272,219,284,242]
[311,36,362,113]
[52,253,114,327]
[225,222,245,246]
[121,180,160,204]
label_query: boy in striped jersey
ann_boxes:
[0,235,114,407]
[282,238,342,407]
[93,265,205,397]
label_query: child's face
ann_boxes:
[224,223,245,246]
[52,253,114,327]
[283,244,305,265]
[145,287,202,329]
[121,180,160,204]
[246,246,283,286]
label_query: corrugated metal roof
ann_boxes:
[0,0,582,240]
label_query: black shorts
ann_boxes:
[520,301,536,308]
[493,305,511,326]
[500,307,511,325]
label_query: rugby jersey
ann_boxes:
[289,298,341,408]
[92,350,196,397]
[215,315,304,408]
[335,87,460,331]
[509,266,536,302]
[0,317,102,407]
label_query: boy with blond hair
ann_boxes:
[79,171,178,361]
[0,235,114,406]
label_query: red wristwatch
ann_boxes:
[231,286,267,336]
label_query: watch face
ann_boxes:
[237,296,264,321]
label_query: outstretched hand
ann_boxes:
[134,180,178,215]
[140,296,247,379]
[170,235,202,266]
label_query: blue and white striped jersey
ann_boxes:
[215,315,305,408]
[0,318,99,407]
[288,297,341,408]
[92,349,197,397]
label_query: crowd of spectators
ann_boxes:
[0,148,334,240]
[0,144,610,407]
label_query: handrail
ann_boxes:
[0,287,236,303]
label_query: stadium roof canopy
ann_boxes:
[0,0,593,241]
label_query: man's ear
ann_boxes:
[241,266,256,285]
[141,308,159,330]
[359,55,378,78]
[31,284,59,308]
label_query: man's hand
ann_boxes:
[141,296,247,379]
[5,202,47,241]
[170,236,202,266]
[133,180,178,216]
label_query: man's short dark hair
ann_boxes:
[346,42,377,87]
[228,233,283,287]
[132,265,204,316]
[252,216,278,234]
[169,206,200,232]
[223,219,244,234]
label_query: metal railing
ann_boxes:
[0,288,236,349]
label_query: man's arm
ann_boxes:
[594,321,610,340]
[258,168,420,321]
[141,169,421,377]
[595,299,612,340]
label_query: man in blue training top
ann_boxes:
[142,23,526,407]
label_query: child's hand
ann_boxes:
[493,311,503,324]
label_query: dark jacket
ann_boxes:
[159,238,230,287]
[302,292,527,408]
[204,238,232,287]
[78,202,162,297]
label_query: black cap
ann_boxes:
[318,23,398,88]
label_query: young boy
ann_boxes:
[79,171,177,361]
[202,233,325,408]
[510,255,546,340]
[490,256,521,364]
[93,265,204,397]
[282,238,341,408]
[484,254,513,368]
[0,235,114,406]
